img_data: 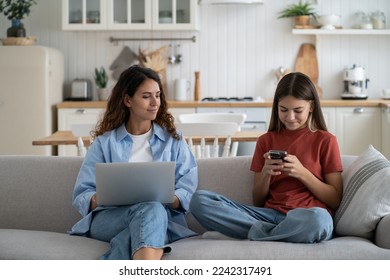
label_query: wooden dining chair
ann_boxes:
[177,113,246,156]
[175,122,239,159]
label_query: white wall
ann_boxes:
[1,0,389,100]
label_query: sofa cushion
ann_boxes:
[334,145,390,239]
[0,229,110,260]
[163,235,390,260]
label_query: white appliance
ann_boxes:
[341,64,370,99]
[0,46,64,155]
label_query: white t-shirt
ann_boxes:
[128,128,153,162]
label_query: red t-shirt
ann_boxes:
[250,127,343,215]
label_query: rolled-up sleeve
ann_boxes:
[173,138,198,213]
[72,139,105,217]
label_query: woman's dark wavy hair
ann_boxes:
[268,72,327,132]
[92,65,179,140]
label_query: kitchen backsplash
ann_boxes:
[0,0,389,101]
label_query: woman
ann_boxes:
[190,72,343,243]
[69,65,198,259]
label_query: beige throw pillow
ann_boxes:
[334,145,390,239]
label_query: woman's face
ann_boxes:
[125,78,161,122]
[278,95,313,131]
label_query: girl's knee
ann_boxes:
[190,190,215,210]
[291,207,333,231]
[190,190,219,219]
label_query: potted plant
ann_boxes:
[0,0,37,37]
[278,0,317,28]
[94,66,110,101]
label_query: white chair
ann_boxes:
[177,113,246,156]
[70,124,95,156]
[176,122,239,159]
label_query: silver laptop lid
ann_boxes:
[95,161,175,206]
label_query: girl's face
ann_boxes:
[278,95,313,131]
[125,78,161,122]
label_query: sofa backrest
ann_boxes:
[0,154,357,235]
[0,155,83,233]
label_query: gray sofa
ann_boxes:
[1,155,390,260]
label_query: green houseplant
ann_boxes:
[94,67,108,89]
[0,0,37,37]
[278,0,317,27]
[94,67,110,101]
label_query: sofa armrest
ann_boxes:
[375,214,390,249]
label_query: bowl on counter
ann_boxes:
[317,15,340,30]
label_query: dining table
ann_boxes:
[32,130,264,148]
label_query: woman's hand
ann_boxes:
[169,195,181,209]
[89,194,97,212]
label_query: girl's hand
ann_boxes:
[263,152,284,176]
[281,154,306,179]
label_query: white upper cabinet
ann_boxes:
[62,0,107,30]
[62,0,199,31]
[106,0,152,30]
[152,0,198,31]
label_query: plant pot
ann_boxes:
[97,88,110,101]
[7,19,26,37]
[294,15,311,27]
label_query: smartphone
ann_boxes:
[269,150,287,161]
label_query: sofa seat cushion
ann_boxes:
[0,229,110,260]
[163,234,390,260]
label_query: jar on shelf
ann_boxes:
[353,10,365,29]
[361,13,373,29]
[371,11,386,29]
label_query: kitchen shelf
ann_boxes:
[292,29,390,35]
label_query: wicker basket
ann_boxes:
[0,36,37,46]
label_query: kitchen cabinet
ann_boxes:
[62,0,107,30]
[152,0,198,31]
[335,107,381,156]
[58,108,105,156]
[107,0,152,30]
[381,106,390,160]
[321,107,336,136]
[62,0,199,31]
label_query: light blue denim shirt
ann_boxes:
[69,122,198,237]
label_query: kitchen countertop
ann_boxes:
[56,100,390,109]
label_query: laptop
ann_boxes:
[95,161,175,206]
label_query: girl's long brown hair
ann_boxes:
[268,72,327,132]
[92,65,179,140]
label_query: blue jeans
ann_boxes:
[89,202,169,259]
[190,190,333,243]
